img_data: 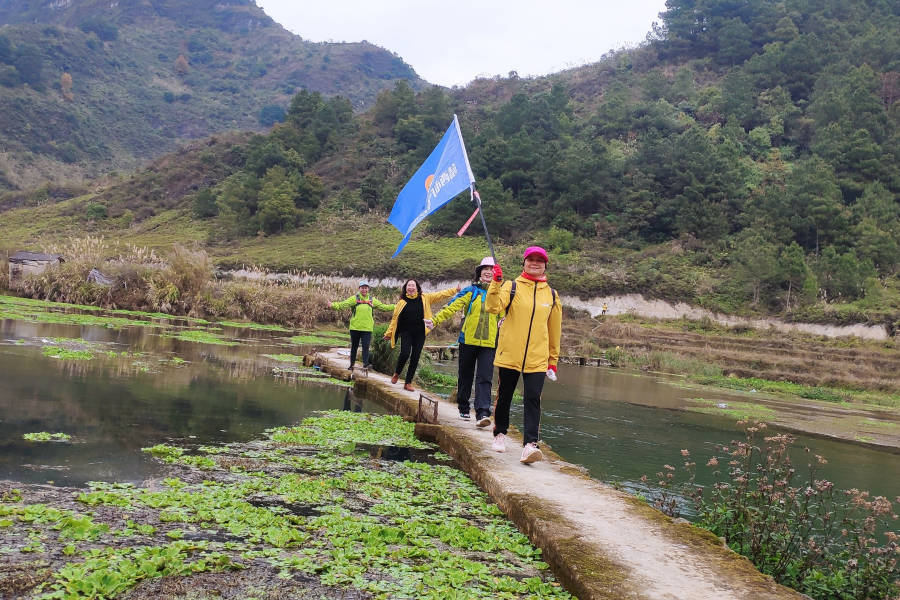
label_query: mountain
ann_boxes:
[4,0,900,325]
[0,0,425,189]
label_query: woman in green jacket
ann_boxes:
[426,257,502,427]
[330,280,394,370]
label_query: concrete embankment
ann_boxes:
[228,270,888,341]
[308,349,804,600]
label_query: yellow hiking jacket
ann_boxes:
[432,284,504,348]
[485,276,562,373]
[384,287,458,348]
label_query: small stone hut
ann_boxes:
[8,251,64,289]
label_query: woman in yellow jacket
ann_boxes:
[485,246,562,464]
[383,279,458,392]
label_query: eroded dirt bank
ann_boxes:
[229,271,888,341]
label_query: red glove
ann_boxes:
[492,264,503,281]
[548,365,557,374]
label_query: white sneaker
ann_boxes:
[491,434,506,453]
[520,443,543,464]
[476,416,491,428]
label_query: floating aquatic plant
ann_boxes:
[2,412,572,599]
[23,433,72,442]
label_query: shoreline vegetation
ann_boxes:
[3,239,900,410]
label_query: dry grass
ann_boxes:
[0,255,9,292]
[16,237,356,329]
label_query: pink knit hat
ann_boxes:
[523,246,549,263]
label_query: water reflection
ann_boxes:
[434,359,900,504]
[0,318,378,487]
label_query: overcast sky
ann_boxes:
[256,0,668,87]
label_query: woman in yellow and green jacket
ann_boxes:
[383,279,458,392]
[426,257,502,427]
[485,246,562,464]
[330,280,395,370]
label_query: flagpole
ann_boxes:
[472,188,497,264]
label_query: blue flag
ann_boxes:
[388,115,475,256]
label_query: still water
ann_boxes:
[3,307,900,510]
[512,363,900,505]
[0,318,379,487]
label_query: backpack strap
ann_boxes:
[504,281,517,313]
[465,287,484,316]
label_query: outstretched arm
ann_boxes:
[424,286,459,306]
[331,296,356,310]
[432,291,472,328]
[373,298,395,312]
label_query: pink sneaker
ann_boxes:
[491,434,506,453]
[520,443,543,464]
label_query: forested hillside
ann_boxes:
[0,0,422,189]
[4,0,900,324]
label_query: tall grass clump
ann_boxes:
[14,236,356,329]
[647,423,900,600]
[0,255,9,291]
[602,346,723,378]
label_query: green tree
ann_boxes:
[256,167,299,234]
[734,232,779,306]
[779,242,810,312]
[259,105,286,127]
[855,218,900,273]
[193,189,219,219]
[12,44,42,86]
[718,19,754,66]
[853,182,898,230]
[0,34,12,64]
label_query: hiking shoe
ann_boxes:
[476,416,492,428]
[391,374,399,384]
[403,383,415,392]
[520,443,543,464]
[459,412,471,421]
[492,434,506,453]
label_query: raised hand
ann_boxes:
[492,264,503,282]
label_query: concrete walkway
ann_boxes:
[310,349,804,600]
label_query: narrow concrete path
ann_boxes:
[312,350,804,600]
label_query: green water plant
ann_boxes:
[42,347,94,360]
[3,411,572,599]
[165,330,238,346]
[23,433,72,442]
[262,353,305,363]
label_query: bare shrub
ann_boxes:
[13,236,357,329]
[0,255,8,291]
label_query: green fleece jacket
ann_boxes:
[331,294,395,332]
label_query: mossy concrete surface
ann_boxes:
[310,349,805,600]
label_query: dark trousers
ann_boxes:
[395,329,426,384]
[494,367,545,446]
[457,344,495,418]
[349,330,372,367]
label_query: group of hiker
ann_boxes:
[328,246,562,464]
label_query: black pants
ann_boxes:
[395,328,426,384]
[349,330,372,368]
[494,367,545,446]
[457,344,495,418]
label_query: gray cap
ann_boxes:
[358,280,370,287]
